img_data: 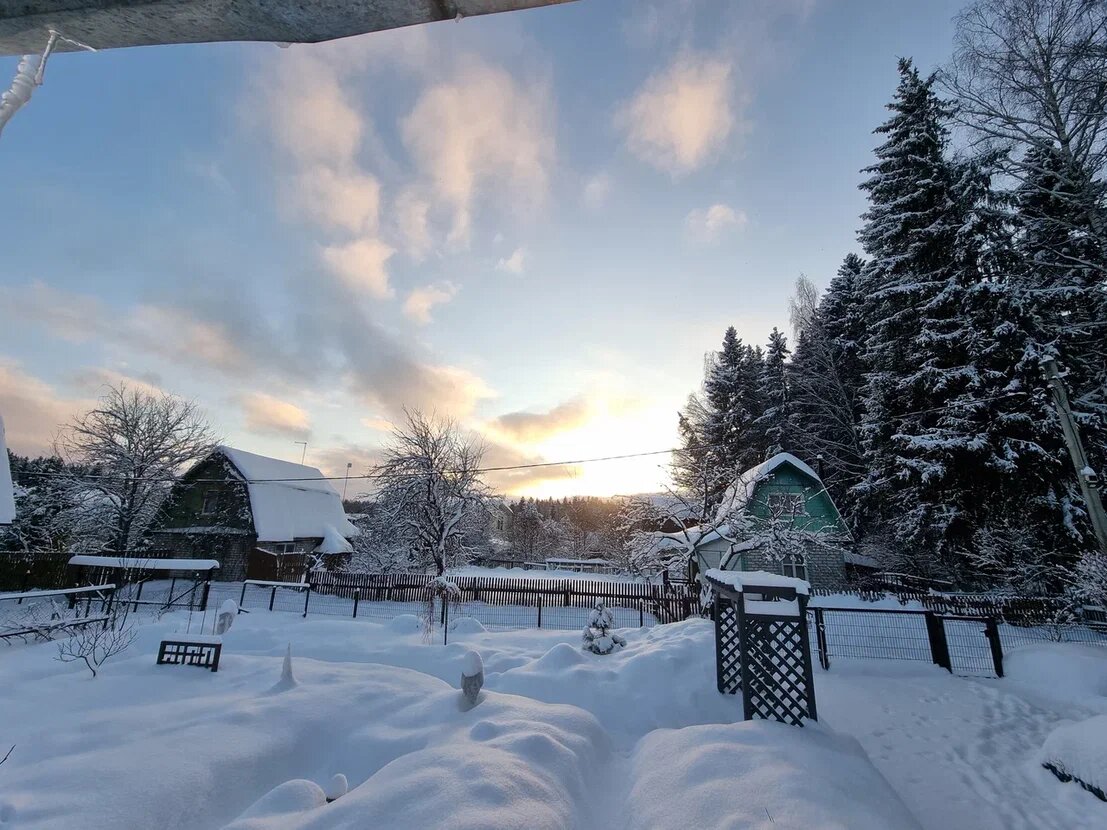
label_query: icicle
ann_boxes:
[0,29,95,138]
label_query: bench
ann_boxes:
[156,638,222,672]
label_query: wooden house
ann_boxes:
[147,446,358,581]
[681,453,857,589]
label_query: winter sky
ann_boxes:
[0,0,965,497]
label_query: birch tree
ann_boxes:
[371,410,489,575]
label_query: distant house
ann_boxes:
[679,453,856,590]
[487,501,512,538]
[147,446,359,581]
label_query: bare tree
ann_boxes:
[944,0,1107,269]
[54,384,216,553]
[370,410,489,575]
[787,274,820,342]
[55,600,138,679]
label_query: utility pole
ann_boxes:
[293,441,308,465]
[1041,358,1107,556]
[342,462,352,500]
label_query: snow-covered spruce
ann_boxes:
[581,601,626,655]
[461,649,484,705]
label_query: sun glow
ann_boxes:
[506,402,679,498]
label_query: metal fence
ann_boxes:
[806,604,1106,678]
[199,572,701,632]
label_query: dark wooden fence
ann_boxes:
[309,571,701,624]
[0,551,71,592]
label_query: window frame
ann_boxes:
[781,553,808,582]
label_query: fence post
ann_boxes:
[353,588,360,619]
[537,595,542,628]
[639,600,645,627]
[269,585,277,612]
[302,585,311,618]
[239,581,248,607]
[925,612,952,672]
[132,580,144,613]
[200,581,210,612]
[564,587,571,607]
[984,616,1004,678]
[19,568,30,601]
[814,607,830,671]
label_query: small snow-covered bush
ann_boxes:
[582,601,626,655]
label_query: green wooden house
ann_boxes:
[683,453,857,589]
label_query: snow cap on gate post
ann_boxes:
[704,570,817,725]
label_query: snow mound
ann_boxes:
[1004,643,1107,711]
[1041,714,1107,799]
[461,649,484,677]
[226,779,326,827]
[450,617,487,634]
[627,720,921,830]
[387,614,424,633]
[491,620,737,748]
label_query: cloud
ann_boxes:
[3,280,495,422]
[4,282,254,376]
[0,361,88,456]
[401,59,555,246]
[495,247,527,275]
[492,397,592,443]
[293,167,380,235]
[616,54,740,175]
[393,187,433,261]
[478,438,582,495]
[238,392,312,439]
[685,203,747,243]
[403,282,459,325]
[582,172,612,210]
[320,237,396,299]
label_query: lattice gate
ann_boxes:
[708,573,818,726]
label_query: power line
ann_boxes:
[14,442,715,485]
[9,389,1035,487]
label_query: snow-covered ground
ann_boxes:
[0,607,1104,829]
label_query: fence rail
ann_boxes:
[309,571,699,624]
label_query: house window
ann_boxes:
[781,554,808,582]
[270,542,296,555]
[496,518,505,531]
[201,490,220,515]
[768,492,806,517]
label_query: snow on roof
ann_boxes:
[0,414,15,524]
[704,568,810,596]
[714,452,821,523]
[218,446,359,543]
[314,524,354,555]
[68,555,221,571]
[844,550,880,569]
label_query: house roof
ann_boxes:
[217,446,359,544]
[714,452,820,523]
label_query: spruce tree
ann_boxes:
[854,59,995,572]
[758,327,793,457]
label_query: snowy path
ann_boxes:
[819,661,1104,830]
